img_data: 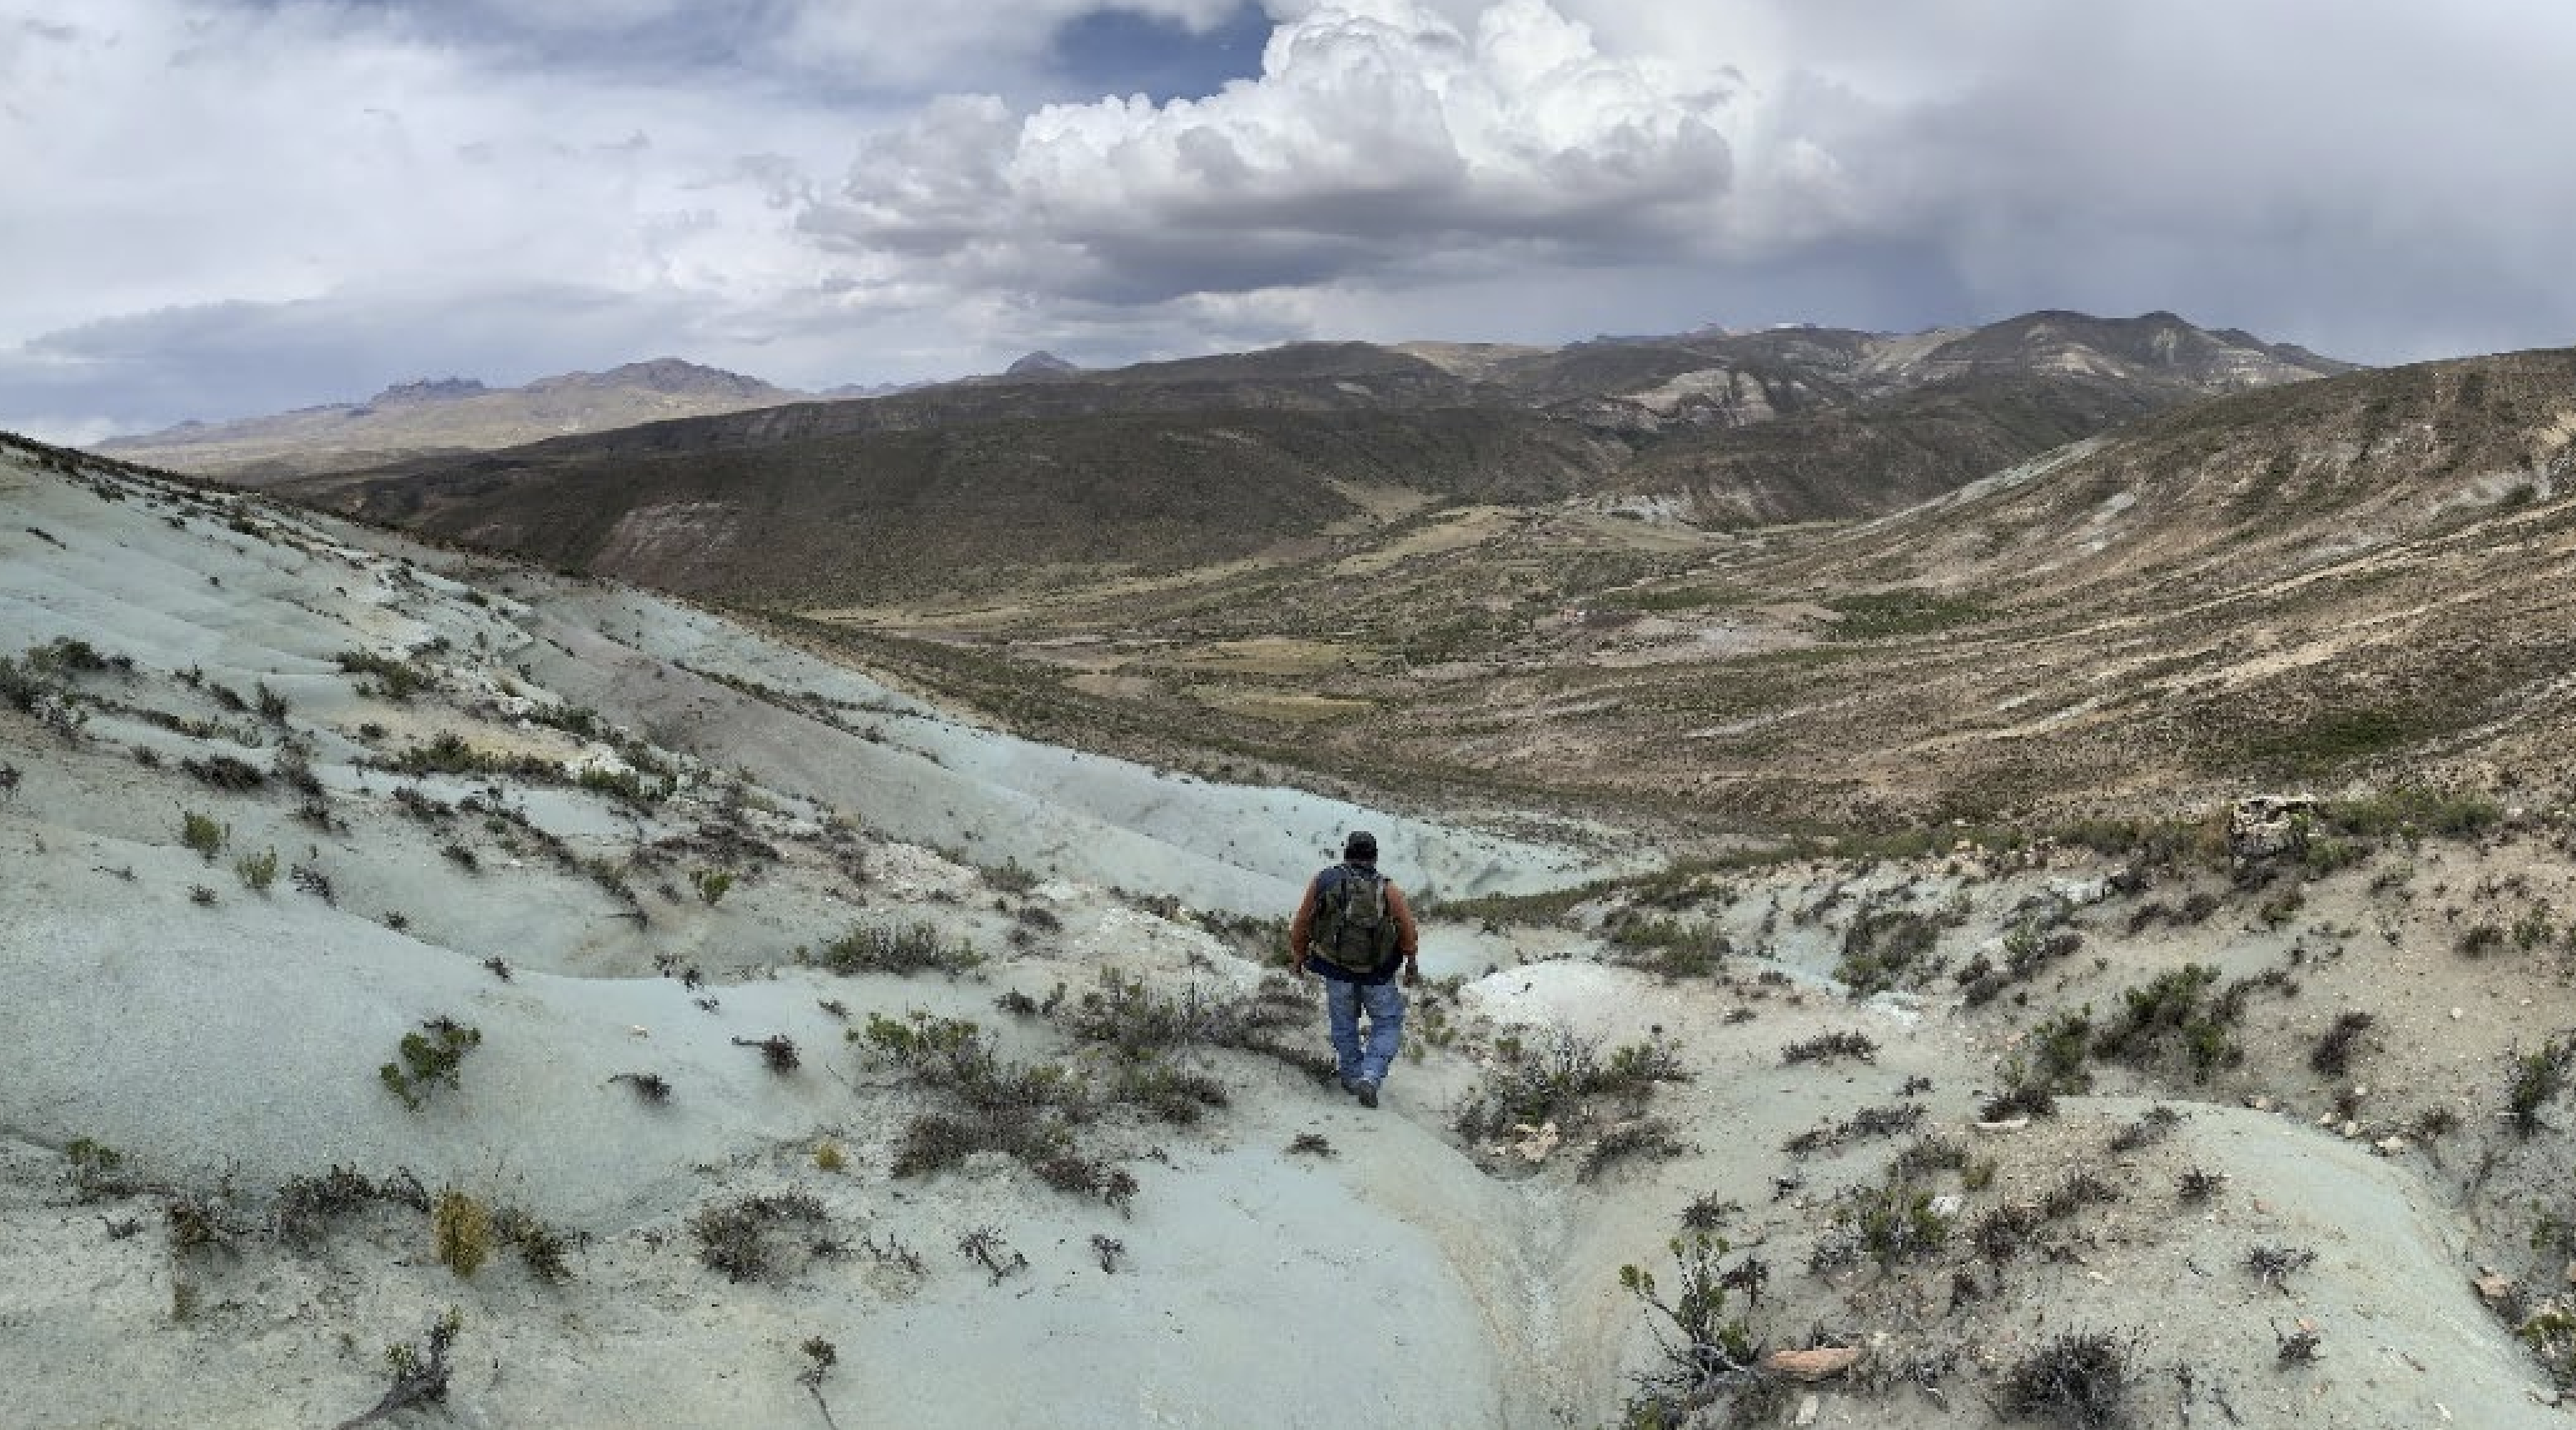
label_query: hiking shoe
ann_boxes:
[1355,1079,1380,1109]
[1338,1076,1360,1097]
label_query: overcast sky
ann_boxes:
[7,0,2576,441]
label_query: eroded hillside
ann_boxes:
[8,431,2576,1429]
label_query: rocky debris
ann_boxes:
[1496,1121,1561,1163]
[2475,1272,2517,1305]
[2229,795,2318,864]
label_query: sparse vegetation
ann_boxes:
[180,810,227,861]
[2309,1010,2375,1076]
[1619,1234,1768,1423]
[1582,1118,1690,1181]
[733,1034,800,1073]
[1996,1329,2136,1430]
[691,868,734,905]
[813,921,986,976]
[1780,1030,1878,1065]
[609,1071,671,1104]
[380,1017,482,1112]
[692,1191,829,1283]
[331,1309,462,1430]
[431,1188,494,1277]
[180,753,265,791]
[2504,1034,2576,1134]
[956,1226,1027,1284]
[1455,1028,1688,1144]
[335,649,431,701]
[2245,1243,2319,1293]
[235,845,278,894]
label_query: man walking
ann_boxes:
[1289,830,1420,1108]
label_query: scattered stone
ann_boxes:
[1794,1393,1821,1427]
[2246,1095,2275,1112]
[1974,1116,2029,1134]
[2564,1260,2576,1288]
[2475,1273,2516,1304]
[2374,1136,2410,1157]
[1763,1345,1862,1382]
[2451,1008,2465,1021]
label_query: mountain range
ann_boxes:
[252,311,2348,604]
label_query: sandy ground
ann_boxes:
[3,444,2573,1428]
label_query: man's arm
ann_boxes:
[1287,874,1322,973]
[1386,882,1421,984]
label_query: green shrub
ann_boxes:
[574,764,655,803]
[1810,1173,1951,1272]
[1454,1028,1687,1143]
[236,847,279,894]
[2318,786,2502,840]
[180,810,227,861]
[432,1188,493,1277]
[2505,1034,2576,1135]
[691,869,734,906]
[181,754,264,790]
[335,649,430,701]
[1618,1234,1767,1423]
[1835,905,1950,997]
[1997,1330,2136,1429]
[690,1192,827,1283]
[380,1018,482,1112]
[814,921,984,976]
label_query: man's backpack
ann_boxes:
[1310,864,1401,974]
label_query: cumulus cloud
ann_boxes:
[808,0,1737,304]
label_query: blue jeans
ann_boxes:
[1325,977,1406,1085]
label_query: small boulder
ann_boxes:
[1763,1345,1862,1382]
[2229,795,2318,864]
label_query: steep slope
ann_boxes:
[1599,372,2170,526]
[95,358,804,481]
[1511,346,2576,819]
[1569,311,2358,525]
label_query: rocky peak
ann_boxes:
[1005,351,1079,377]
[527,358,780,399]
[366,376,487,406]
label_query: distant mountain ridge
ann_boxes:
[257,310,2352,604]
[96,358,808,481]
